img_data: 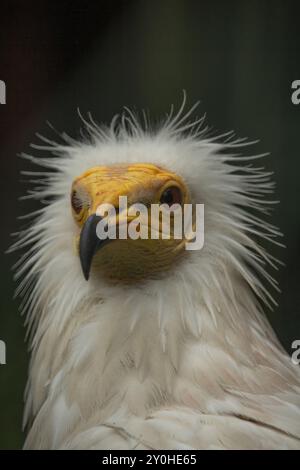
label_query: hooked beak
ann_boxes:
[79,214,112,281]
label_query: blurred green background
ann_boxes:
[0,0,299,449]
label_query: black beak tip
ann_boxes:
[79,214,102,281]
[79,247,92,281]
[82,265,90,281]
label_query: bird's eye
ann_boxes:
[71,190,82,214]
[159,186,182,207]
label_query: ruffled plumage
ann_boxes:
[10,96,300,449]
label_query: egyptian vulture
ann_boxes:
[12,99,300,449]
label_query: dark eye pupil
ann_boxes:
[160,186,182,206]
[71,190,82,214]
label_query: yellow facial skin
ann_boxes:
[71,163,191,282]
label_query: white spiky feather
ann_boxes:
[11,98,300,449]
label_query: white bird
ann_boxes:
[12,98,300,449]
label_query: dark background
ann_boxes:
[0,0,299,449]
